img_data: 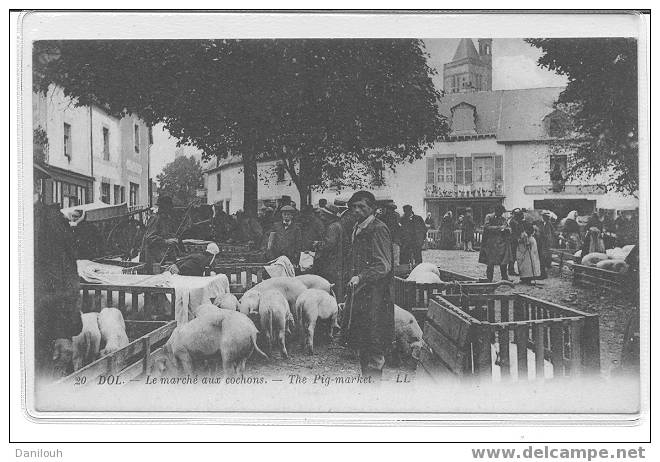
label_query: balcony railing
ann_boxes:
[425,181,504,199]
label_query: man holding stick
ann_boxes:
[345,191,395,382]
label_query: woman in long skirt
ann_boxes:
[516,222,541,284]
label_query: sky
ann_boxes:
[150,38,567,176]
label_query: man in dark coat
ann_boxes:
[266,205,303,267]
[34,172,82,380]
[479,204,513,282]
[345,191,395,381]
[298,204,325,251]
[167,243,220,276]
[399,205,426,266]
[378,202,401,267]
[140,195,178,274]
[314,204,345,299]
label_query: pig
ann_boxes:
[596,259,629,274]
[72,312,102,371]
[51,338,74,379]
[393,305,426,361]
[294,274,334,294]
[407,263,441,281]
[98,307,129,357]
[581,252,609,267]
[194,302,222,319]
[606,247,627,261]
[213,292,239,311]
[408,271,443,284]
[238,289,261,316]
[295,289,340,355]
[157,309,268,376]
[250,277,307,317]
[251,289,292,359]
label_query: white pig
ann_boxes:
[72,312,102,371]
[581,252,609,267]
[214,293,239,311]
[407,263,441,281]
[250,277,307,316]
[251,289,292,359]
[294,274,334,294]
[194,302,222,319]
[596,259,629,273]
[238,289,261,315]
[157,309,267,376]
[295,289,339,355]
[98,307,129,356]
[393,305,426,360]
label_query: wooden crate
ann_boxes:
[570,262,627,294]
[419,293,601,382]
[81,283,176,321]
[394,268,502,326]
[57,320,176,386]
[550,248,577,272]
[208,263,267,294]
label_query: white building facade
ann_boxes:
[33,85,152,208]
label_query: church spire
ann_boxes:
[443,38,493,93]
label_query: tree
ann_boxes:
[34,39,446,211]
[526,38,638,195]
[156,156,204,207]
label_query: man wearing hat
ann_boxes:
[266,205,303,267]
[167,242,220,277]
[507,208,525,276]
[400,204,426,266]
[140,195,178,274]
[33,165,82,379]
[345,191,395,381]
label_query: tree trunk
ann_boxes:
[242,152,258,217]
[295,182,312,208]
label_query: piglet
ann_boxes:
[295,288,339,355]
[98,307,129,357]
[252,289,292,359]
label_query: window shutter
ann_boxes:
[426,157,435,184]
[464,157,472,184]
[494,154,503,181]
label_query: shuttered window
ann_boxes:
[456,157,472,184]
[426,158,435,183]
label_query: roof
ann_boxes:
[452,38,480,62]
[437,87,565,142]
[203,154,244,173]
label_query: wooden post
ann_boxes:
[498,326,510,380]
[142,335,152,375]
[471,325,492,382]
[581,314,601,376]
[569,319,584,378]
[535,323,545,380]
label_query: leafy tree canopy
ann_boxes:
[156,156,204,207]
[527,38,639,195]
[34,39,446,210]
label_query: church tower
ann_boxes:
[443,38,493,93]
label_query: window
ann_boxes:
[102,127,110,161]
[550,155,567,177]
[76,185,88,205]
[129,182,139,206]
[473,156,494,182]
[275,162,286,183]
[134,124,140,154]
[120,186,125,203]
[435,157,454,183]
[114,185,121,204]
[426,158,435,184]
[456,157,472,184]
[216,172,222,191]
[101,182,111,204]
[63,123,72,159]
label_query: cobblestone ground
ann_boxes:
[423,249,639,376]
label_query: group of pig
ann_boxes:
[54,307,130,374]
[578,245,635,273]
[157,273,428,377]
[157,274,341,377]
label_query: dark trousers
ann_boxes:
[508,242,518,274]
[486,264,508,282]
[359,347,385,382]
[401,243,423,267]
